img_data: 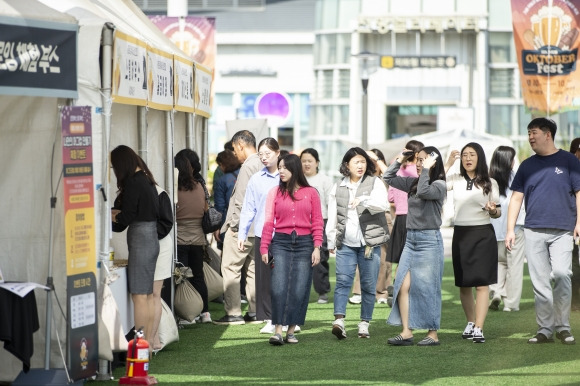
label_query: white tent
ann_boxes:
[0,0,206,382]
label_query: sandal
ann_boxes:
[284,333,299,344]
[417,337,440,346]
[269,333,284,346]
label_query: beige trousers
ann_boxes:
[221,228,256,316]
[489,227,525,310]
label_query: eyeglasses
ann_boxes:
[258,151,273,158]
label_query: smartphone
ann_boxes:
[402,150,414,156]
[429,152,438,160]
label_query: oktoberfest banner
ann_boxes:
[112,30,148,106]
[174,55,195,113]
[511,0,580,115]
[194,63,212,118]
[147,46,174,110]
[148,15,216,71]
[0,18,77,98]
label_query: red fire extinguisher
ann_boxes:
[119,328,158,385]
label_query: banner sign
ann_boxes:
[112,30,148,106]
[0,19,77,98]
[61,106,98,381]
[381,56,457,69]
[147,46,174,110]
[194,63,212,118]
[148,15,216,71]
[511,0,580,115]
[174,55,195,113]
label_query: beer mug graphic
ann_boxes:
[537,5,565,47]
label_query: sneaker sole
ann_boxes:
[212,320,245,325]
[358,334,370,338]
[462,334,473,339]
[332,326,347,340]
[473,338,485,343]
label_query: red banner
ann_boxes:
[511,0,580,115]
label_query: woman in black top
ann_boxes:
[111,145,159,343]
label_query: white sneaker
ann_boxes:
[358,321,370,338]
[349,294,362,304]
[332,318,347,340]
[473,327,485,343]
[503,307,519,312]
[377,298,388,304]
[260,320,275,334]
[282,325,301,333]
[462,322,475,339]
[200,312,212,323]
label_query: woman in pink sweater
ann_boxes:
[260,154,324,345]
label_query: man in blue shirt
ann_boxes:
[506,117,580,345]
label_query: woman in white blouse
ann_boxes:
[445,142,500,344]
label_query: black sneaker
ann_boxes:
[556,330,576,345]
[212,315,245,325]
[243,312,262,324]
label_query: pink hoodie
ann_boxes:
[388,163,419,215]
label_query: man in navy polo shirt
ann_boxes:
[506,117,580,345]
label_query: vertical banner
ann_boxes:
[511,0,580,115]
[62,106,98,381]
[174,55,195,112]
[194,63,212,118]
[148,16,216,71]
[112,30,148,106]
[147,47,174,110]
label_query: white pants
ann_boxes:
[489,228,525,309]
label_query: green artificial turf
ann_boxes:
[90,257,580,385]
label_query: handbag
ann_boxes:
[201,182,222,234]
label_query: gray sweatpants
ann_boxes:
[524,228,573,337]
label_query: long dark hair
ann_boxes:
[489,146,516,197]
[175,149,200,191]
[258,137,280,153]
[459,142,492,196]
[409,146,445,196]
[110,145,156,192]
[278,154,310,201]
[339,147,376,177]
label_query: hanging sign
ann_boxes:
[147,46,174,110]
[174,55,195,112]
[194,63,212,118]
[112,30,148,106]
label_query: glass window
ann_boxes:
[488,0,513,30]
[317,34,337,65]
[322,105,334,135]
[337,70,350,98]
[336,33,352,64]
[490,69,514,98]
[337,0,360,29]
[489,105,513,136]
[238,93,259,118]
[489,32,514,63]
[338,105,349,135]
[321,70,334,99]
[319,0,339,29]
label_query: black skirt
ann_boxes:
[452,224,498,287]
[387,215,407,264]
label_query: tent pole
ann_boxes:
[165,111,176,312]
[138,107,148,162]
[186,112,194,149]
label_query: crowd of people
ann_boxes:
[110,117,580,351]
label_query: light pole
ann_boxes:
[353,51,379,150]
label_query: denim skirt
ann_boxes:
[387,229,444,330]
[127,221,159,294]
[269,231,314,326]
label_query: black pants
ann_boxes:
[254,237,272,321]
[572,244,580,307]
[177,244,209,313]
[313,219,331,295]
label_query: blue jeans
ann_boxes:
[333,244,380,321]
[270,232,314,326]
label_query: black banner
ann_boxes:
[0,21,77,98]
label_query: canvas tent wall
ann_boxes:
[0,0,205,381]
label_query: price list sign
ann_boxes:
[61,106,98,381]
